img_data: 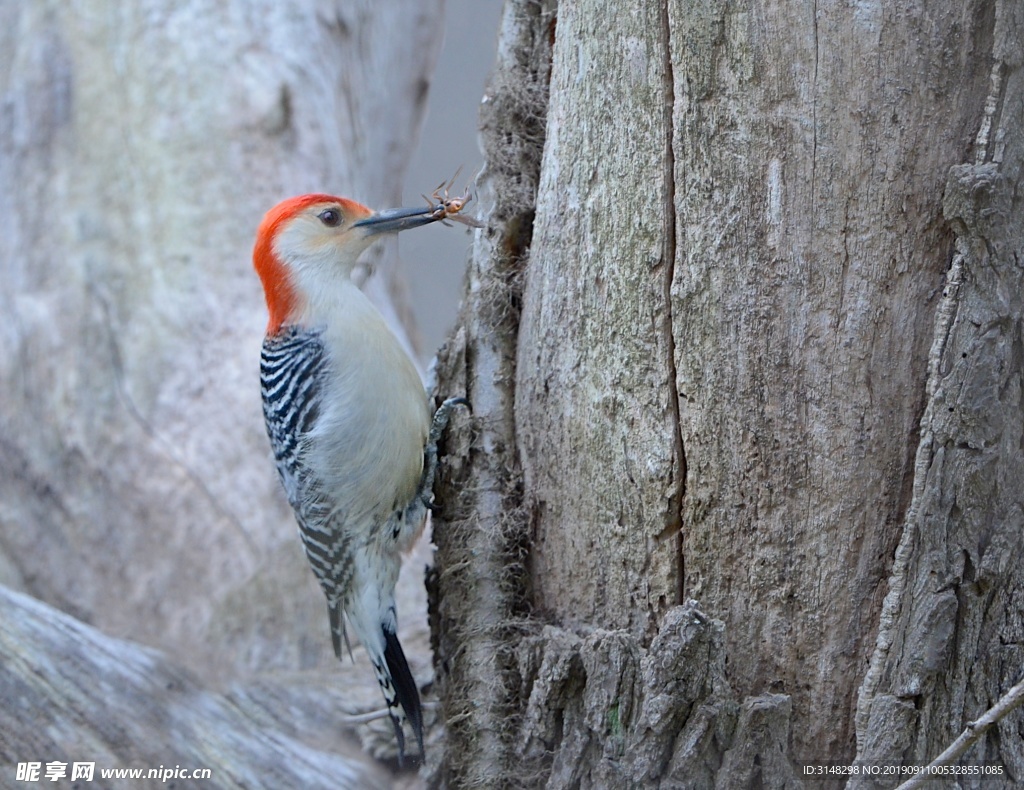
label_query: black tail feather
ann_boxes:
[383,625,424,761]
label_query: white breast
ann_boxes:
[302,280,430,528]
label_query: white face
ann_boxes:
[272,202,376,280]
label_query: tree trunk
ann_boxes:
[431,1,1023,787]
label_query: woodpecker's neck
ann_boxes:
[259,241,373,334]
[292,274,369,332]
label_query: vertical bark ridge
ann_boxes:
[660,0,687,606]
[429,2,557,786]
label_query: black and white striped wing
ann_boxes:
[260,326,354,655]
[260,326,327,507]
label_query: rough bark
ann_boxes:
[670,0,1000,767]
[0,585,394,789]
[0,0,441,682]
[428,3,556,786]
[516,0,684,639]
[853,9,1024,787]
[432,0,1023,787]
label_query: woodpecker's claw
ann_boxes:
[413,396,470,512]
[430,396,471,445]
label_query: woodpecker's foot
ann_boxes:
[430,396,470,445]
[415,396,470,510]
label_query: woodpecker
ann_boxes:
[253,193,464,762]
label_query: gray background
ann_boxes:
[404,0,503,363]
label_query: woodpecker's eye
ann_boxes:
[318,208,342,227]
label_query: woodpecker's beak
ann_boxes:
[354,206,437,235]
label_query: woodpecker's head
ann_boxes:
[253,194,437,332]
